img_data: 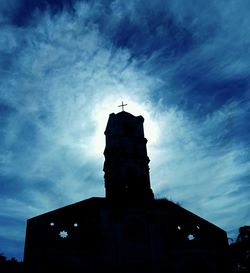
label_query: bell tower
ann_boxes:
[103,109,154,201]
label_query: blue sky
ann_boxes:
[0,0,249,260]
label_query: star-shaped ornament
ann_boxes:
[59,230,68,238]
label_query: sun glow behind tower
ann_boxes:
[89,96,161,158]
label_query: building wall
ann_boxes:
[24,198,228,273]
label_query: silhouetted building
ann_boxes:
[24,111,228,273]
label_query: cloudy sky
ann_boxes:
[0,0,250,260]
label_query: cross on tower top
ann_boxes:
[118,101,128,111]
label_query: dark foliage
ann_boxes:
[229,226,250,273]
[0,255,24,273]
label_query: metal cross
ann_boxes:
[118,101,127,111]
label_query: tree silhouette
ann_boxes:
[230,226,250,273]
[0,254,24,273]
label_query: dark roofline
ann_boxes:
[27,197,226,236]
[28,197,105,221]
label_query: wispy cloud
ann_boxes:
[150,100,250,239]
[0,0,249,259]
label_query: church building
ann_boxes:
[24,109,228,273]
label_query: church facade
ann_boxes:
[24,111,228,273]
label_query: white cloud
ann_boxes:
[0,2,160,215]
[149,100,250,238]
[0,0,250,259]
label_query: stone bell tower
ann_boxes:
[103,107,154,201]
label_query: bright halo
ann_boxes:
[89,95,160,157]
